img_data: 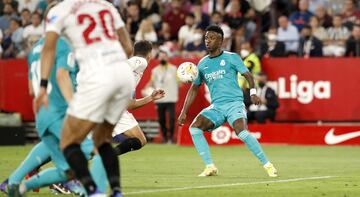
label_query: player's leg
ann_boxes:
[112,111,145,155]
[8,142,51,185]
[228,103,277,177]
[92,121,121,196]
[114,125,146,155]
[168,103,176,143]
[60,115,99,195]
[190,106,224,176]
[156,103,168,143]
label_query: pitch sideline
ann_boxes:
[124,176,335,195]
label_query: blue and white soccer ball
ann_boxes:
[177,62,199,83]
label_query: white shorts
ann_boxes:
[112,111,139,136]
[67,62,135,125]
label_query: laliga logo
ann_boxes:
[211,126,261,144]
[267,75,331,104]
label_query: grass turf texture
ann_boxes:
[0,144,359,196]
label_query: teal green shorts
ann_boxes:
[199,101,247,131]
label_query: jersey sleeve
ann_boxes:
[55,39,76,72]
[45,3,66,34]
[27,52,33,80]
[111,5,125,29]
[231,53,249,74]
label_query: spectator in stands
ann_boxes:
[135,18,158,42]
[2,18,24,58]
[35,0,55,15]
[0,3,17,32]
[178,13,197,49]
[144,49,179,144]
[202,0,225,15]
[345,24,360,56]
[315,5,333,28]
[192,1,210,30]
[22,11,43,44]
[341,0,360,30]
[309,16,328,42]
[298,24,323,57]
[125,1,143,41]
[238,41,261,89]
[308,0,329,14]
[210,11,232,50]
[20,8,31,27]
[0,0,18,16]
[163,0,187,40]
[158,22,172,43]
[223,0,243,30]
[182,27,206,57]
[231,25,245,53]
[289,0,313,31]
[323,15,350,56]
[141,0,162,17]
[277,15,299,55]
[327,0,345,15]
[247,72,279,124]
[260,27,286,58]
[18,0,39,13]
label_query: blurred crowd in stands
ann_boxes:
[0,0,359,59]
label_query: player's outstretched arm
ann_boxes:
[117,27,133,58]
[178,84,200,125]
[128,89,165,110]
[243,71,261,105]
[33,32,59,112]
[56,68,73,103]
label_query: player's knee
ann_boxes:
[139,136,147,146]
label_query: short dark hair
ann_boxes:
[186,13,195,19]
[205,25,224,39]
[302,24,311,30]
[134,40,153,57]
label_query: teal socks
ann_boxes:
[9,142,50,185]
[189,127,213,165]
[237,130,268,165]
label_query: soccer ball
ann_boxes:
[177,62,199,83]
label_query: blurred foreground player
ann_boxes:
[178,25,278,177]
[33,0,134,196]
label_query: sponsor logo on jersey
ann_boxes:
[267,74,331,104]
[204,70,226,82]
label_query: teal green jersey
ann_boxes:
[28,37,78,135]
[193,51,249,104]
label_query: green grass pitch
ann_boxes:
[1,144,359,196]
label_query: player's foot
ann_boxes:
[88,190,107,197]
[0,179,8,194]
[198,164,218,177]
[110,191,123,197]
[64,180,86,196]
[263,162,278,177]
[49,183,71,195]
[7,184,24,197]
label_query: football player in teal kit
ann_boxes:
[178,25,278,177]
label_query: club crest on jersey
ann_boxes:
[220,60,225,66]
[46,15,58,23]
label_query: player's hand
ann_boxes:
[251,95,261,105]
[178,112,187,126]
[151,89,165,100]
[33,87,48,113]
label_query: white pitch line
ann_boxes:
[124,176,335,196]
